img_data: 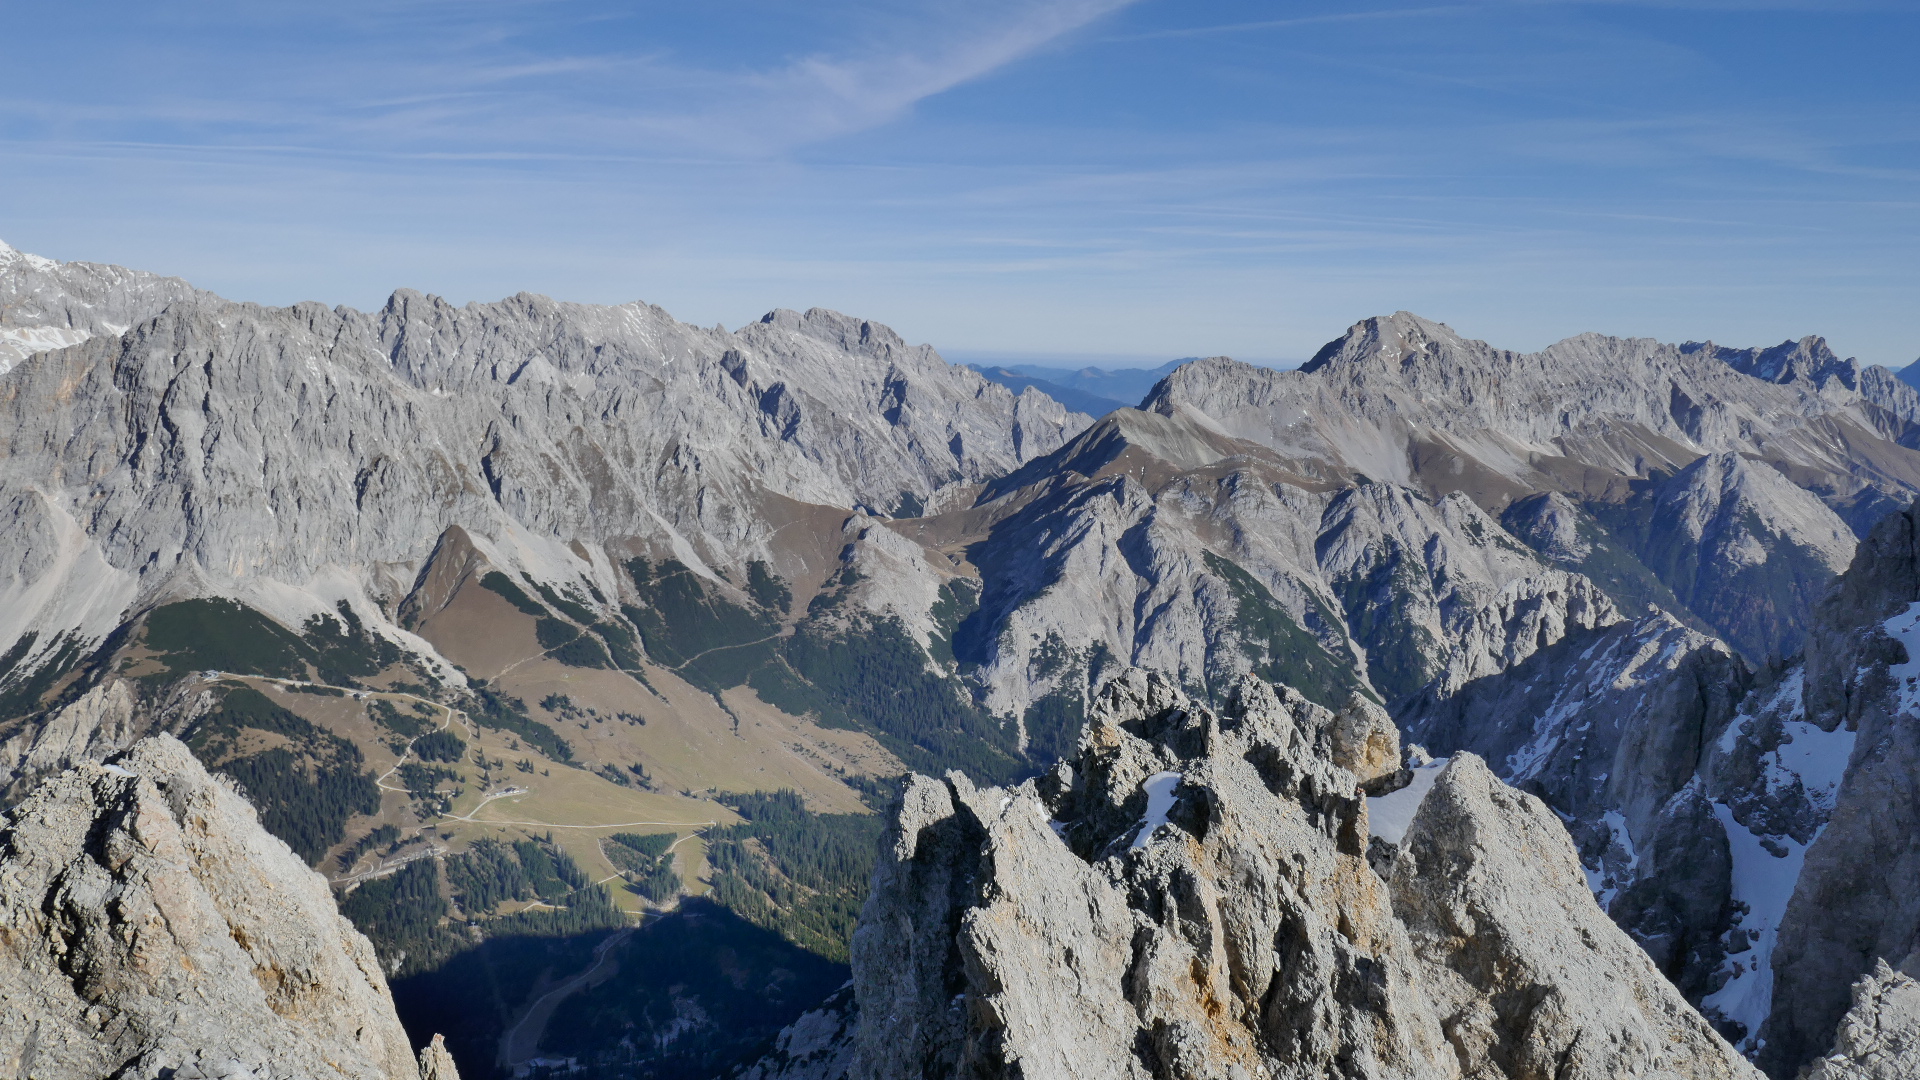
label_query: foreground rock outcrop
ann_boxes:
[1399,611,1759,1006]
[753,670,1756,1079]
[0,733,449,1079]
[1801,960,1920,1080]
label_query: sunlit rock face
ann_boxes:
[754,670,1756,1080]
[0,733,434,1080]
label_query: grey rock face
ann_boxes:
[739,986,858,1080]
[825,670,1755,1080]
[1399,597,1871,1058]
[2,242,1902,792]
[1404,611,1746,826]
[1151,314,1920,515]
[1760,502,1920,1076]
[1409,496,1920,1072]
[0,733,425,1079]
[1800,961,1920,1080]
[959,408,1623,724]
[1632,453,1855,660]
[0,244,1089,684]
[1317,483,1621,701]
[0,239,208,374]
[1397,599,1871,1052]
[1683,661,1860,1054]
[0,679,146,802]
[418,1033,464,1080]
[1399,608,1755,1007]
[1140,314,1920,656]
[1391,753,1754,1080]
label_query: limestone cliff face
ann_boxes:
[1399,613,1756,1006]
[957,408,1622,725]
[1141,315,1920,658]
[1392,498,1920,1075]
[952,312,1907,729]
[1759,502,1920,1076]
[0,733,443,1080]
[1388,751,1748,1080]
[0,239,208,374]
[755,671,1755,1080]
[4,244,1909,785]
[1634,452,1857,660]
[0,680,148,803]
[0,244,1088,683]
[1148,315,1920,519]
[1800,961,1920,1080]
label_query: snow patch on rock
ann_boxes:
[1129,770,1182,849]
[1366,757,1448,845]
[1706,800,1821,1053]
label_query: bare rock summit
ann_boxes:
[0,732,447,1079]
[1801,961,1920,1080]
[764,670,1757,1079]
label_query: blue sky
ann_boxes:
[4,1,1917,367]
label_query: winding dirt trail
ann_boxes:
[246,676,471,795]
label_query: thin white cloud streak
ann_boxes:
[627,0,1142,153]
[1126,0,1915,41]
[1111,6,1480,41]
[0,1,1141,160]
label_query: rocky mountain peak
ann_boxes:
[1800,960,1920,1080]
[0,238,53,270]
[0,241,206,375]
[1500,490,1592,562]
[1688,335,1859,391]
[1299,311,1477,373]
[794,669,1757,1080]
[757,307,910,358]
[0,732,447,1079]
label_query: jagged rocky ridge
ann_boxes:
[0,241,1087,676]
[863,312,1906,739]
[747,670,1756,1079]
[1393,499,1920,1078]
[0,240,208,374]
[7,244,1920,1076]
[1140,315,1895,660]
[1800,961,1920,1080]
[6,248,1916,757]
[1758,501,1920,1076]
[0,731,454,1079]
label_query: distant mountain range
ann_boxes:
[966,356,1311,417]
[5,238,1920,1078]
[964,359,1193,415]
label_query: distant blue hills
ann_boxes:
[964,359,1194,417]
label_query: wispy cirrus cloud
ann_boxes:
[1119,0,1916,42]
[0,0,1141,161]
[1109,6,1480,41]
[604,0,1145,153]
